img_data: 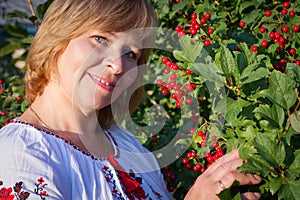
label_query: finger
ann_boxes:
[236,173,262,186]
[241,192,261,200]
[204,149,240,174]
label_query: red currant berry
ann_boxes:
[204,12,211,19]
[211,135,217,140]
[17,96,22,101]
[213,142,219,148]
[191,20,198,26]
[161,88,169,95]
[175,26,181,32]
[162,56,169,64]
[190,27,197,35]
[152,136,158,143]
[171,63,179,70]
[202,135,207,140]
[280,58,286,64]
[186,163,192,169]
[182,157,188,164]
[201,141,206,147]
[1,111,6,117]
[156,79,163,86]
[265,10,272,17]
[208,27,214,34]
[200,167,206,173]
[293,25,299,32]
[261,40,268,48]
[200,17,206,24]
[193,164,201,172]
[204,39,211,46]
[170,74,177,80]
[184,84,194,92]
[260,26,266,33]
[186,69,192,75]
[234,45,240,51]
[275,32,281,39]
[283,2,290,9]
[186,96,193,105]
[269,32,275,39]
[168,186,175,192]
[164,68,170,74]
[171,93,177,99]
[281,26,289,33]
[206,155,214,163]
[191,13,197,20]
[289,10,295,17]
[176,101,182,108]
[295,60,300,66]
[239,21,245,28]
[289,48,296,55]
[198,131,204,136]
[251,45,258,52]
[194,23,201,30]
[282,9,288,15]
[0,79,3,84]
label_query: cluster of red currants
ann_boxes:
[181,130,224,173]
[244,1,299,72]
[174,12,213,47]
[157,57,196,109]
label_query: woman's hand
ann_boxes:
[184,149,262,200]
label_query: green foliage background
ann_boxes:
[0,0,300,199]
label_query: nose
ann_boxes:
[109,56,124,75]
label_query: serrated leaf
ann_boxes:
[279,181,300,200]
[239,1,258,14]
[174,36,203,63]
[269,176,285,195]
[254,104,285,128]
[261,70,297,109]
[239,154,270,176]
[241,67,269,85]
[290,112,300,133]
[286,63,300,86]
[254,133,285,168]
[238,144,257,160]
[289,149,300,178]
[190,62,226,85]
[220,45,239,78]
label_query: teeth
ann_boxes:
[99,78,112,87]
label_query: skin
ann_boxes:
[185,149,262,200]
[20,30,142,158]
[20,29,261,199]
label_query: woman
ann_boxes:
[0,0,261,199]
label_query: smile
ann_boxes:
[88,73,115,91]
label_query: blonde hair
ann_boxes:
[25,0,157,129]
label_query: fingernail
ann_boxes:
[254,192,261,198]
[254,175,262,181]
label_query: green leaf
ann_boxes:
[190,63,226,85]
[254,104,285,128]
[290,112,300,133]
[5,10,30,19]
[239,1,258,13]
[240,67,269,85]
[174,36,203,63]
[286,63,300,86]
[220,45,239,79]
[254,133,285,168]
[269,176,285,195]
[3,24,28,38]
[261,70,297,109]
[289,149,300,178]
[222,98,250,125]
[238,143,257,160]
[0,43,22,57]
[36,0,54,19]
[279,181,300,200]
[239,154,271,176]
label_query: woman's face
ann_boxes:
[56,29,142,114]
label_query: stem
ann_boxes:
[283,109,291,135]
[146,94,171,119]
[27,0,36,16]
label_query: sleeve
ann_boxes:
[0,124,72,199]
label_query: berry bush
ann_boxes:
[1,0,300,199]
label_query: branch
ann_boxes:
[27,0,36,16]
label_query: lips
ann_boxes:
[88,73,115,91]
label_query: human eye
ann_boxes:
[93,35,107,44]
[124,50,140,61]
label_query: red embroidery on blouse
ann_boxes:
[0,180,30,200]
[34,177,48,199]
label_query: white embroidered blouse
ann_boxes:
[0,120,173,200]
